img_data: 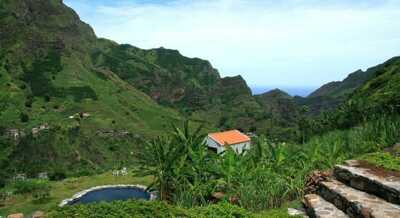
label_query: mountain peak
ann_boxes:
[259,88,292,99]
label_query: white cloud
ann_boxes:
[65,0,400,88]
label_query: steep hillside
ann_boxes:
[92,41,265,132]
[255,89,299,124]
[309,69,375,98]
[0,0,269,178]
[91,42,220,107]
[348,56,400,113]
[0,0,182,177]
[304,56,400,136]
[252,89,300,141]
[297,66,378,115]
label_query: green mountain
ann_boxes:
[253,89,300,141]
[296,65,379,115]
[347,56,400,114]
[308,69,375,98]
[91,41,265,131]
[1,0,398,179]
[0,0,266,177]
[0,0,184,176]
[255,89,299,123]
[91,42,220,107]
[304,56,400,136]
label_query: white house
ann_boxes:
[205,130,251,154]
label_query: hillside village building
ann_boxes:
[205,130,251,154]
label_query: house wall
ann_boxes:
[230,141,251,154]
[205,136,251,154]
[206,137,225,153]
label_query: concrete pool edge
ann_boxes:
[59,184,157,207]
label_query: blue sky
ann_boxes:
[65,0,400,93]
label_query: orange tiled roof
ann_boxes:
[208,130,250,146]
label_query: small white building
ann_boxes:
[205,130,251,154]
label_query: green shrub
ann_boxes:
[49,168,67,181]
[32,186,51,203]
[19,112,29,122]
[48,200,254,218]
[358,152,400,171]
[12,179,50,195]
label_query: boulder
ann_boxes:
[211,192,225,200]
[7,213,23,218]
[32,211,45,218]
[287,208,308,217]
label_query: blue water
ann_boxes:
[69,187,151,205]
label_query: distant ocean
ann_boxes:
[250,86,316,97]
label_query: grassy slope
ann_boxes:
[0,0,182,134]
[92,41,266,133]
[296,63,382,115]
[349,56,400,111]
[308,69,375,98]
[0,0,183,176]
[358,152,400,171]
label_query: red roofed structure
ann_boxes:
[206,130,251,154]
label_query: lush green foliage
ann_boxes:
[301,57,400,137]
[296,64,382,116]
[1,1,399,217]
[0,0,183,178]
[48,200,258,218]
[32,186,51,203]
[47,115,398,217]
[358,152,400,171]
[135,115,399,212]
[10,179,50,195]
[2,0,399,181]
[134,121,213,203]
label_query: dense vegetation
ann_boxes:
[299,57,400,139]
[48,201,254,218]
[42,115,400,217]
[0,0,299,179]
[1,0,400,217]
[0,0,184,178]
[295,65,379,115]
[2,0,397,181]
[48,200,304,218]
[134,116,399,211]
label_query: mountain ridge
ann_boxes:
[1,0,399,178]
[0,0,185,176]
